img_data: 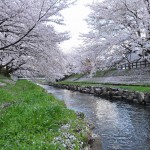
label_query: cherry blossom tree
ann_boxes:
[79,0,150,74]
[0,0,74,80]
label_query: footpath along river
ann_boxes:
[42,85,150,150]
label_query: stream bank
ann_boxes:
[0,79,92,150]
[53,83,150,105]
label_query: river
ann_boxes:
[42,85,150,150]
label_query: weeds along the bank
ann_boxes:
[0,80,90,149]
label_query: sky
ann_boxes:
[58,0,94,53]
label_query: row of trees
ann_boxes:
[73,0,150,75]
[0,0,74,81]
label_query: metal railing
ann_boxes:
[117,59,150,70]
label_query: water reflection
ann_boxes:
[42,85,150,150]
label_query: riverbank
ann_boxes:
[0,77,91,149]
[53,81,150,105]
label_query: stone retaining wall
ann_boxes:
[53,84,150,105]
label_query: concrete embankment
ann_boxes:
[53,84,150,105]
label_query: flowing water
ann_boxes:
[42,85,150,150]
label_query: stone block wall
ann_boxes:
[53,84,150,105]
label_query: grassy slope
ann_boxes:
[57,81,150,93]
[94,68,116,77]
[0,79,89,149]
[66,68,116,79]
[67,74,86,80]
[112,85,150,92]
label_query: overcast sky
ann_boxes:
[58,0,94,53]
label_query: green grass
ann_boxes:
[94,68,116,77]
[56,81,101,87]
[111,85,150,92]
[56,81,150,92]
[0,80,89,149]
[68,73,85,79]
[0,74,10,83]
